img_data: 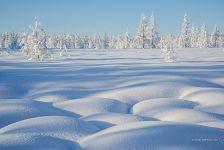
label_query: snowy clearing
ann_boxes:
[0,48,224,150]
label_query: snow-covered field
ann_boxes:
[0,48,224,150]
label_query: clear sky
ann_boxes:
[0,0,224,35]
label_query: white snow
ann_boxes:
[81,112,157,129]
[0,48,224,150]
[54,97,130,116]
[0,116,100,141]
[80,121,224,150]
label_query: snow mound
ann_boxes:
[54,97,130,116]
[132,98,223,123]
[181,88,224,106]
[152,108,222,123]
[81,121,224,150]
[197,104,224,115]
[33,94,68,103]
[81,113,157,129]
[96,81,190,105]
[0,134,83,150]
[132,98,198,116]
[0,116,100,141]
[198,121,224,129]
[0,99,73,128]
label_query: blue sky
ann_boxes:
[0,0,224,35]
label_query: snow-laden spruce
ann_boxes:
[20,17,47,60]
[135,13,160,49]
[178,14,191,48]
[160,34,177,63]
[210,25,223,48]
[198,24,209,48]
[136,13,149,49]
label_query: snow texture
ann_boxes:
[0,48,224,150]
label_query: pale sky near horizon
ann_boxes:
[0,0,224,35]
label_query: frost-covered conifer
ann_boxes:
[21,17,47,60]
[198,24,208,48]
[136,13,149,49]
[122,29,131,49]
[148,13,159,48]
[0,33,6,49]
[210,25,221,48]
[102,34,109,49]
[160,34,176,63]
[19,31,30,55]
[190,26,200,48]
[178,14,191,48]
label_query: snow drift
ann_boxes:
[0,48,224,150]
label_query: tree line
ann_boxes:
[0,14,223,60]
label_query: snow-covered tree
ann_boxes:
[115,36,124,49]
[190,26,200,48]
[21,17,47,60]
[4,32,12,49]
[198,24,209,48]
[136,13,149,49]
[210,25,221,48]
[92,35,101,49]
[160,34,176,63]
[69,34,82,49]
[30,17,47,60]
[59,43,69,56]
[56,35,62,49]
[108,35,117,49]
[58,35,64,49]
[64,34,71,49]
[148,13,160,48]
[69,35,75,49]
[46,34,57,49]
[122,29,131,49]
[0,32,20,50]
[0,32,18,50]
[102,34,109,49]
[19,31,31,55]
[88,36,94,49]
[57,35,69,56]
[11,33,19,49]
[0,33,6,49]
[178,14,191,48]
[217,34,224,48]
[83,36,89,49]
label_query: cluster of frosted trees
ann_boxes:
[178,15,223,48]
[134,13,160,49]
[0,32,19,50]
[0,14,223,60]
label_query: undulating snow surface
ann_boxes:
[0,48,224,150]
